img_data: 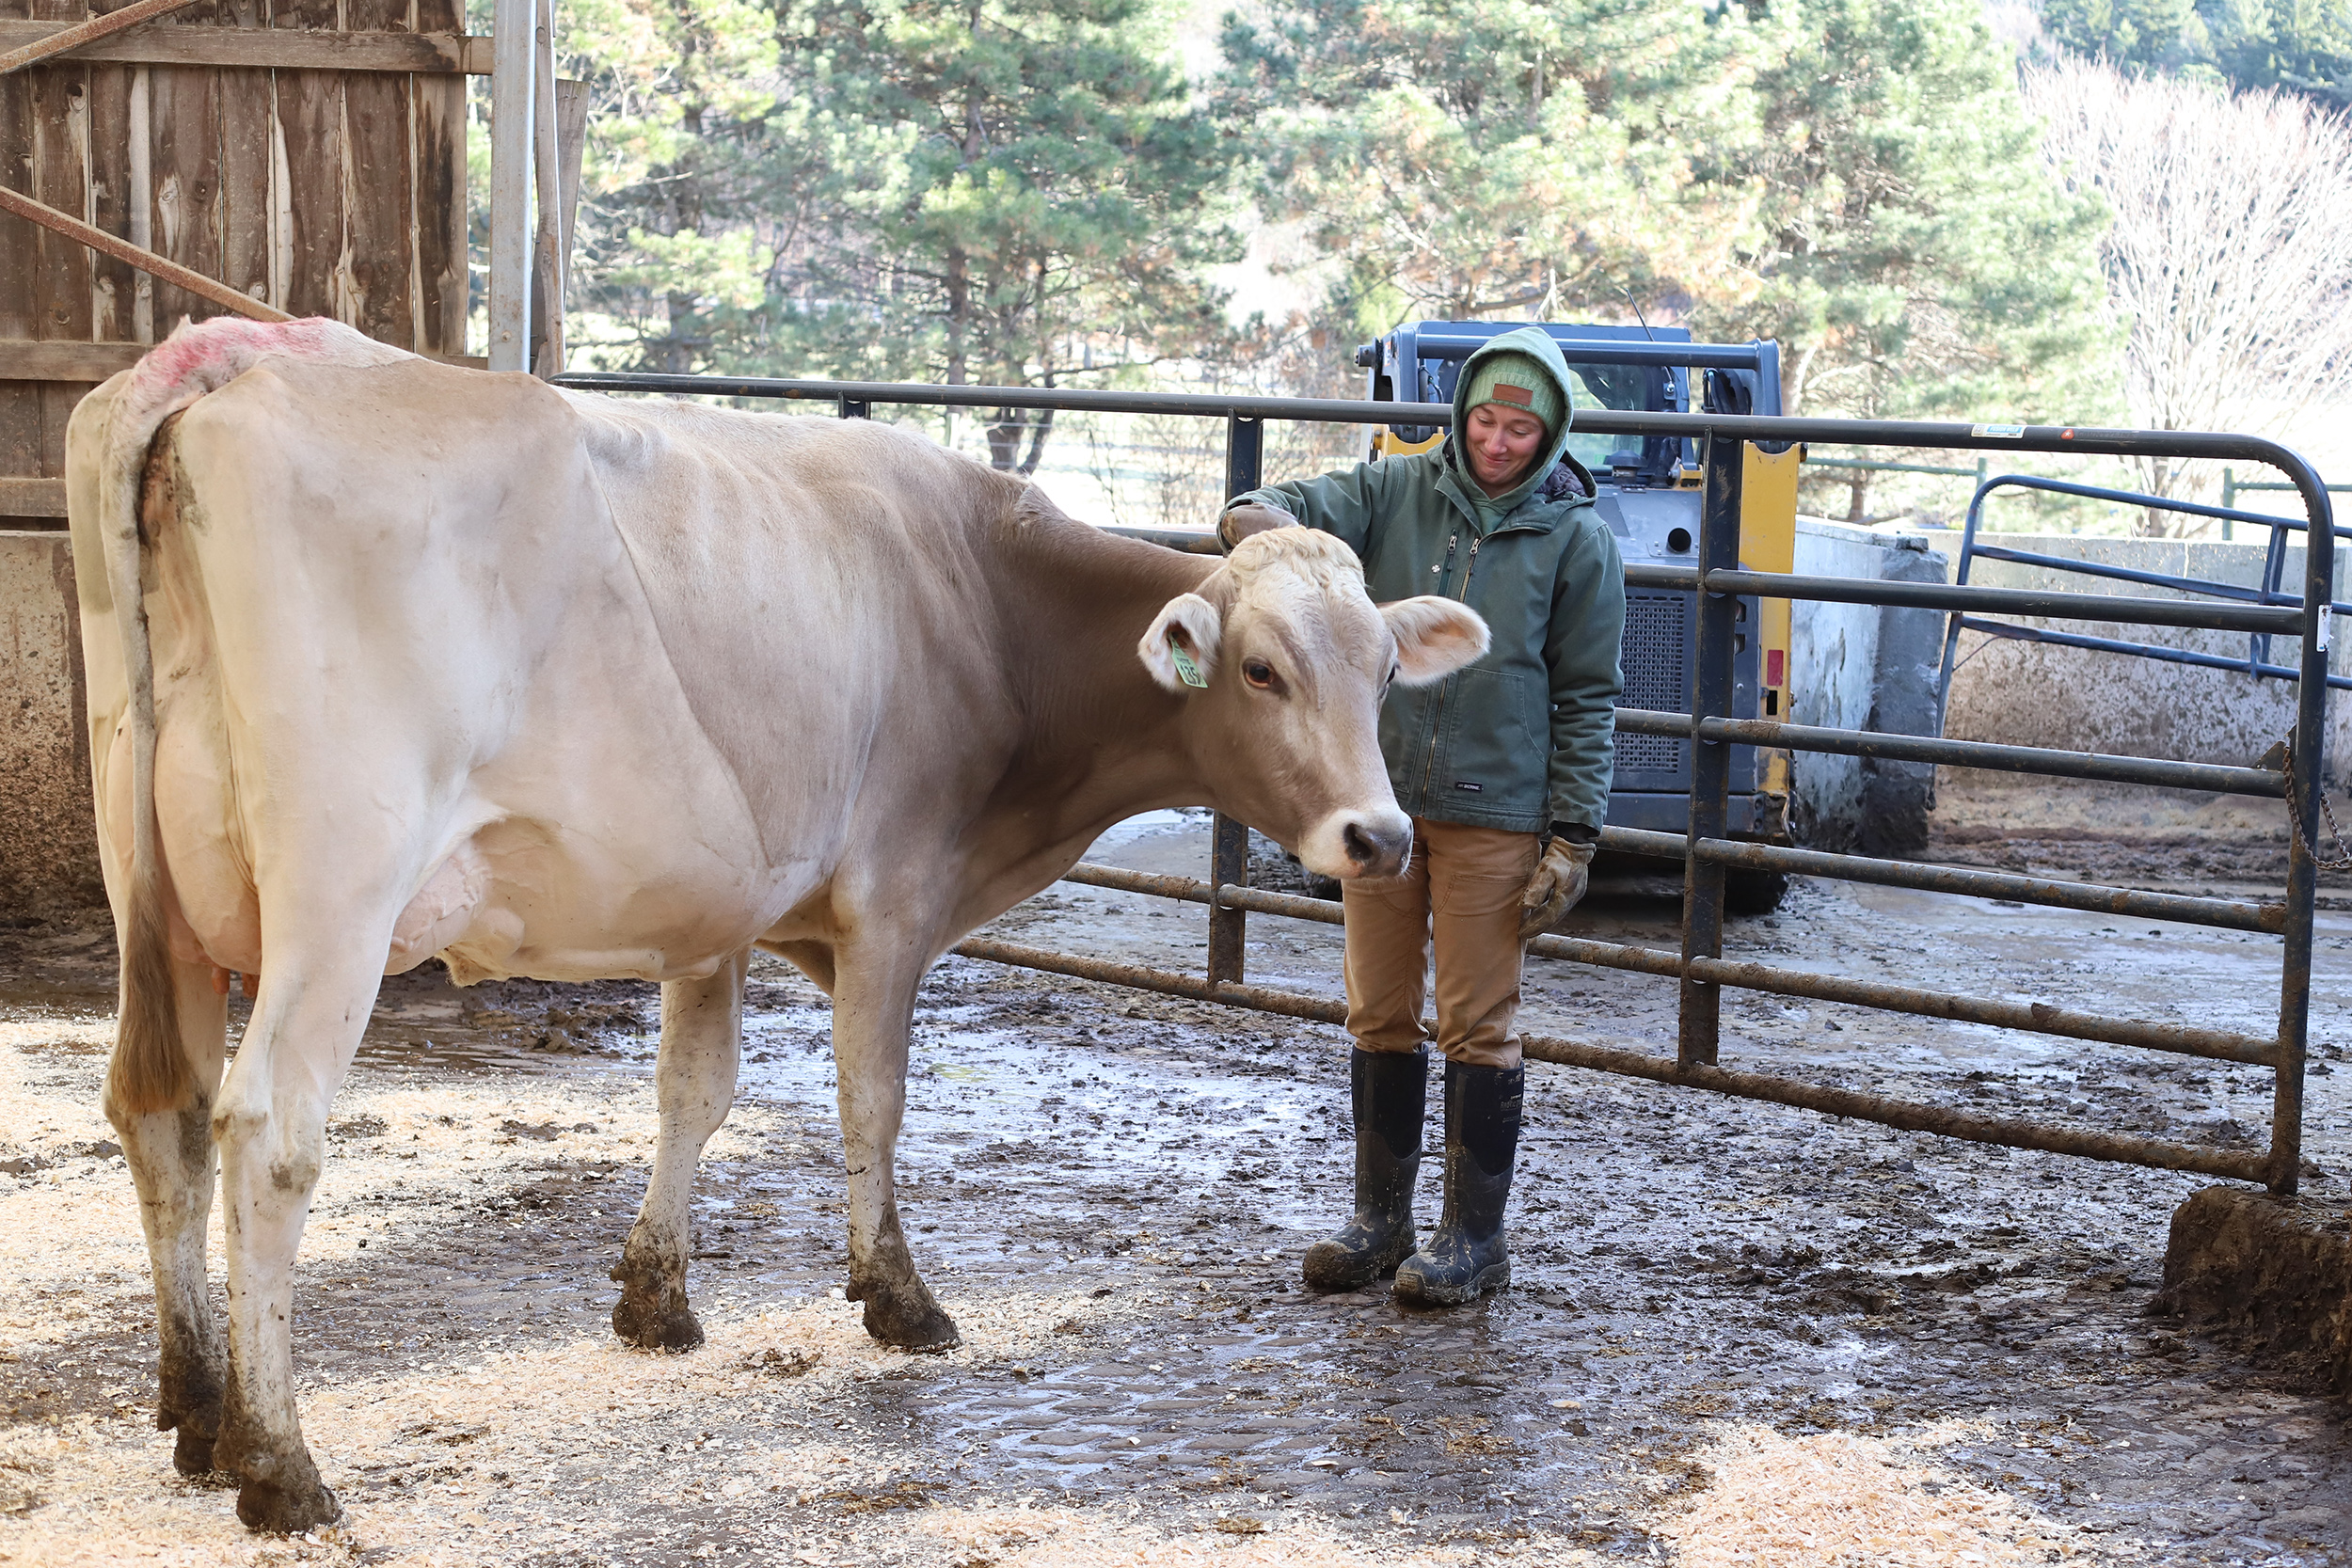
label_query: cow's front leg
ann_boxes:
[613,948,748,1351]
[103,954,230,1477]
[833,945,957,1349]
[210,954,379,1533]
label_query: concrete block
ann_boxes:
[0,531,103,916]
[1788,518,1949,852]
[2153,1184,2352,1397]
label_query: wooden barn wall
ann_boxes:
[0,0,472,528]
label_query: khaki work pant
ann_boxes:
[1342,817,1542,1070]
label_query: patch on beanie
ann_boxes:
[1492,384,1534,406]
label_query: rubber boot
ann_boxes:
[1301,1047,1427,1291]
[1392,1059,1521,1307]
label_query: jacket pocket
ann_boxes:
[1433,665,1544,810]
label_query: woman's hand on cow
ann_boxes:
[1218,500,1299,550]
[1518,834,1596,940]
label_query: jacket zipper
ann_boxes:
[1416,532,1482,800]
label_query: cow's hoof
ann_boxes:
[612,1292,705,1353]
[850,1279,960,1351]
[234,1474,340,1534]
[171,1425,219,1477]
[610,1249,704,1352]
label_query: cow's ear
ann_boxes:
[1137,593,1224,694]
[1382,596,1489,686]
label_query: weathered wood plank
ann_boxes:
[340,0,410,343]
[211,0,268,312]
[145,41,221,329]
[272,0,344,323]
[0,21,42,489]
[85,12,137,341]
[413,0,462,356]
[27,1,93,488]
[0,18,486,71]
[0,338,144,377]
[0,475,70,515]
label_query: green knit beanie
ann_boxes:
[1461,352,1565,437]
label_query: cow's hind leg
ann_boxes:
[833,944,957,1350]
[104,955,230,1476]
[208,946,386,1532]
[613,948,748,1351]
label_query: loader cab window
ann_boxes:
[1561,361,1682,486]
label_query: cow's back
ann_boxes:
[117,356,1021,981]
[563,398,1042,891]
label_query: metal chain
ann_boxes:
[2279,738,2352,874]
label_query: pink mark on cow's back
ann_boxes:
[116,316,414,445]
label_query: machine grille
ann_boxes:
[1616,591,1692,780]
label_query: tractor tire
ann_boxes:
[1724,867,1789,916]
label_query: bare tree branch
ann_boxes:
[2027,57,2352,531]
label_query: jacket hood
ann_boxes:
[1445,325,1578,520]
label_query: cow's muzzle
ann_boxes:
[1301,809,1413,880]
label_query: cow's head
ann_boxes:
[1136,528,1487,879]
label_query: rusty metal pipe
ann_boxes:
[1611,707,2289,799]
[1600,826,2283,934]
[1683,957,2277,1065]
[948,937,2272,1183]
[0,0,202,74]
[0,184,291,323]
[1624,562,2305,636]
[949,937,1346,1025]
[1510,1033,2272,1183]
[1052,863,2272,1063]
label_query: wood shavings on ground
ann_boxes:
[0,1017,777,1350]
[0,1290,1178,1568]
[1654,1423,2082,1568]
[912,1500,1600,1566]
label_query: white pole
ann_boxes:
[487,0,536,372]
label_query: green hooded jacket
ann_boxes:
[1228,326,1626,834]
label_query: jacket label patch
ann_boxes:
[1453,781,1484,792]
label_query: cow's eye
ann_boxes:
[1244,659,1277,689]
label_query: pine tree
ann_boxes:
[1216,0,1778,333]
[1707,0,2118,422]
[567,0,1238,470]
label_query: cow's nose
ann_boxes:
[1342,816,1411,876]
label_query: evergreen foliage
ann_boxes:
[2042,0,2352,106]
[566,0,1236,469]
[549,0,2122,454]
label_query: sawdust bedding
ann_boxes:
[0,1014,774,1348]
[1,1014,2093,1567]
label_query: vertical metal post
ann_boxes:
[838,399,870,419]
[1207,415,1263,987]
[2221,468,2235,541]
[2270,464,2332,1195]
[1678,434,1744,1068]
[486,0,536,372]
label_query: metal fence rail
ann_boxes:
[555,367,2334,1196]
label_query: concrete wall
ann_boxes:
[1941,532,2352,784]
[1,531,102,915]
[1788,517,1949,851]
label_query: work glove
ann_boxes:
[1218,500,1298,550]
[1518,833,1596,940]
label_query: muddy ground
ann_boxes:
[1,774,2348,1567]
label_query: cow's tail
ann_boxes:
[97,316,409,1117]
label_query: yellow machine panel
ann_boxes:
[1742,442,1803,806]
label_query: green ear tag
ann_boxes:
[1169,643,1208,689]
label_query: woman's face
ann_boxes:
[1463,402,1549,496]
